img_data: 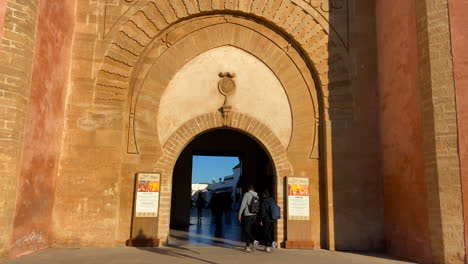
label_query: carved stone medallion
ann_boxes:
[218,72,236,96]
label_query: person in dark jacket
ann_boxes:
[259,190,277,253]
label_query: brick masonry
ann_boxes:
[0,0,6,39]
[448,0,468,261]
[415,0,465,263]
[0,0,40,258]
[154,111,292,244]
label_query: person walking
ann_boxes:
[225,194,233,223]
[259,190,278,253]
[238,185,260,252]
[196,193,205,223]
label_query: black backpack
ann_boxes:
[248,195,260,214]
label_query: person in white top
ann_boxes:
[238,185,259,252]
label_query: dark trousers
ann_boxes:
[197,207,203,219]
[263,222,274,247]
[243,215,256,247]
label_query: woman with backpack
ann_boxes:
[260,190,280,253]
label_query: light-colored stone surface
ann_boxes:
[448,0,468,261]
[415,0,465,263]
[0,246,416,264]
[158,46,292,147]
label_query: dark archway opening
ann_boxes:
[169,129,275,246]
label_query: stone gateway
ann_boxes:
[0,1,467,264]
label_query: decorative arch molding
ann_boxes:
[128,18,319,161]
[153,111,292,243]
[93,0,352,122]
[100,0,350,50]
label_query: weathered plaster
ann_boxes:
[0,0,40,257]
[376,0,431,262]
[9,0,75,258]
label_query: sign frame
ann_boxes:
[127,172,161,247]
[135,172,161,217]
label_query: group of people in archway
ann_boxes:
[238,185,279,253]
[194,185,279,253]
[195,192,233,225]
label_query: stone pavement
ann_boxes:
[1,246,416,264]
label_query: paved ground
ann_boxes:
[1,246,417,264]
[1,210,417,264]
[172,208,244,247]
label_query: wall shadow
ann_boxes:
[137,244,221,264]
[327,0,385,252]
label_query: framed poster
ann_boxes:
[287,177,310,220]
[135,173,160,217]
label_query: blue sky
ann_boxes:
[192,155,240,184]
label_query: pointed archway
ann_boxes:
[154,112,292,244]
[170,128,275,246]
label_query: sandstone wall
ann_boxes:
[328,0,384,250]
[1,0,467,262]
[3,0,466,262]
[0,0,6,39]
[48,0,384,252]
[376,0,467,262]
[0,0,40,257]
[448,0,468,261]
[8,0,75,258]
[415,0,465,262]
[375,0,431,262]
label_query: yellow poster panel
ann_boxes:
[287,177,310,220]
[135,173,160,217]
